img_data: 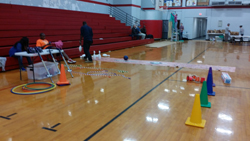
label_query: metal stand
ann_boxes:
[57,48,73,78]
[171,31,179,41]
[36,48,54,83]
[48,49,61,74]
[19,57,35,83]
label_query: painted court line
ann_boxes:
[0,113,17,120]
[100,58,236,72]
[0,116,10,120]
[42,123,61,132]
[83,47,210,140]
[51,123,61,129]
[42,127,57,132]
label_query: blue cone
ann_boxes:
[208,67,215,87]
[207,72,215,96]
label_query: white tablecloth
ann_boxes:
[14,49,63,57]
[230,35,250,38]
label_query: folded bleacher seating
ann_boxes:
[0,3,154,71]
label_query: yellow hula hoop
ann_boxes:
[11,82,56,95]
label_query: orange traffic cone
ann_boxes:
[57,64,70,86]
[185,94,206,128]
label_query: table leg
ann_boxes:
[58,49,73,78]
[59,59,61,69]
[32,57,35,83]
[20,67,22,80]
[48,49,60,74]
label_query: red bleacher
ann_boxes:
[0,3,154,71]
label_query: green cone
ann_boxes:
[200,81,211,108]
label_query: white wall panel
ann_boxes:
[141,10,162,20]
[0,0,110,14]
[113,0,132,5]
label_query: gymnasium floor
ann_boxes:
[0,40,250,141]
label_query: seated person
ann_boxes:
[36,33,76,64]
[136,25,146,40]
[141,25,146,35]
[9,37,32,71]
[141,25,154,39]
[131,25,139,40]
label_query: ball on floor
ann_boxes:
[124,55,128,61]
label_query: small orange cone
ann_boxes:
[185,94,206,128]
[57,64,70,86]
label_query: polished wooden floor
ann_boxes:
[0,40,250,141]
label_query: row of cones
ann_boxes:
[185,67,215,128]
[57,65,217,128]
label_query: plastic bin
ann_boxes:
[215,36,223,42]
[243,37,249,42]
[27,61,59,80]
[219,35,224,40]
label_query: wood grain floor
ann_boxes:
[0,40,250,141]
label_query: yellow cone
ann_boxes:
[185,94,206,128]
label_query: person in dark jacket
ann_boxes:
[131,25,139,40]
[141,25,154,39]
[9,37,32,71]
[80,21,93,63]
[141,25,147,35]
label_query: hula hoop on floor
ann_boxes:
[11,82,56,95]
[24,82,54,90]
[22,86,39,92]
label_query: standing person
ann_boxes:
[9,37,32,71]
[36,33,76,63]
[80,21,93,63]
[239,25,244,43]
[239,25,244,36]
[131,25,139,40]
[179,23,184,40]
[136,25,146,40]
[171,13,178,32]
[225,23,230,42]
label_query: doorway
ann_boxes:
[194,18,207,40]
[162,20,168,39]
[162,20,181,39]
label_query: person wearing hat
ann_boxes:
[136,24,146,40]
